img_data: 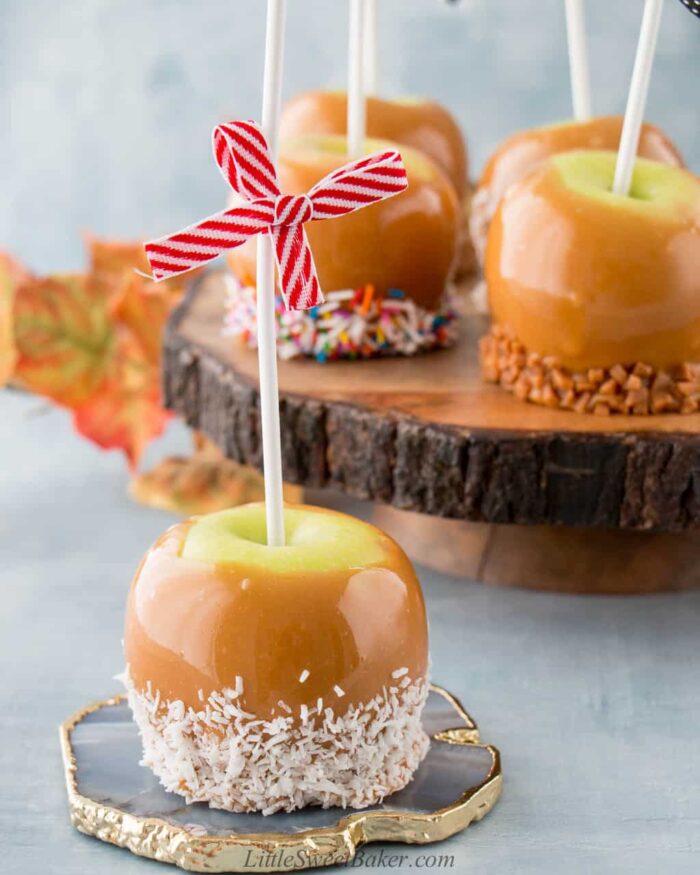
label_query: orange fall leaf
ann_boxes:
[109,273,176,366]
[85,233,152,283]
[12,274,114,407]
[7,235,197,467]
[72,332,171,470]
[130,449,303,516]
[0,252,31,387]
[85,232,196,298]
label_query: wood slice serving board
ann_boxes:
[163,272,700,593]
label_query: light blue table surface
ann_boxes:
[2,389,699,874]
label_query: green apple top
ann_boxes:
[182,503,390,573]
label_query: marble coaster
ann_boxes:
[60,684,501,872]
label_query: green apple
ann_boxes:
[181,503,392,573]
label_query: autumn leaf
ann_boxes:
[0,252,30,386]
[130,453,302,516]
[85,233,151,283]
[72,332,170,470]
[85,233,196,298]
[87,234,192,366]
[13,274,114,406]
[109,273,174,366]
[7,234,195,468]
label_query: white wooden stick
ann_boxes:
[565,0,592,121]
[613,0,664,196]
[364,0,378,96]
[348,0,367,156]
[256,0,286,547]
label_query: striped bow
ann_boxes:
[144,120,409,310]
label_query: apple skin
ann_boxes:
[124,504,429,720]
[280,90,468,200]
[485,150,700,371]
[228,134,459,310]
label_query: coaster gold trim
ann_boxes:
[60,685,502,873]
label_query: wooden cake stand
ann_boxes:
[163,272,700,594]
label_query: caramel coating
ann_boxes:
[228,136,459,310]
[485,155,700,371]
[280,91,468,199]
[478,116,684,211]
[124,513,429,721]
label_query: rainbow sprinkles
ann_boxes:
[224,276,457,362]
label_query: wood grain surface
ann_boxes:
[164,272,700,533]
[373,506,700,594]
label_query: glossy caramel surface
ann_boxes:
[280,91,468,199]
[478,116,684,209]
[124,517,429,720]
[228,136,459,310]
[486,156,700,370]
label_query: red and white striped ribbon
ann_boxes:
[144,120,409,310]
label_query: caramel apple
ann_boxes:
[123,503,430,814]
[471,116,685,265]
[279,91,474,279]
[280,90,468,199]
[228,134,459,311]
[481,151,700,415]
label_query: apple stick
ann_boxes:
[613,0,665,196]
[348,0,368,156]
[257,0,287,547]
[364,0,378,96]
[565,0,592,120]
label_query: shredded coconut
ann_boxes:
[123,667,429,815]
[333,685,345,698]
[298,669,310,684]
[392,667,409,679]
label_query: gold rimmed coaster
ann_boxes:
[60,685,502,873]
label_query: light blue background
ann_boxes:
[2,0,698,273]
